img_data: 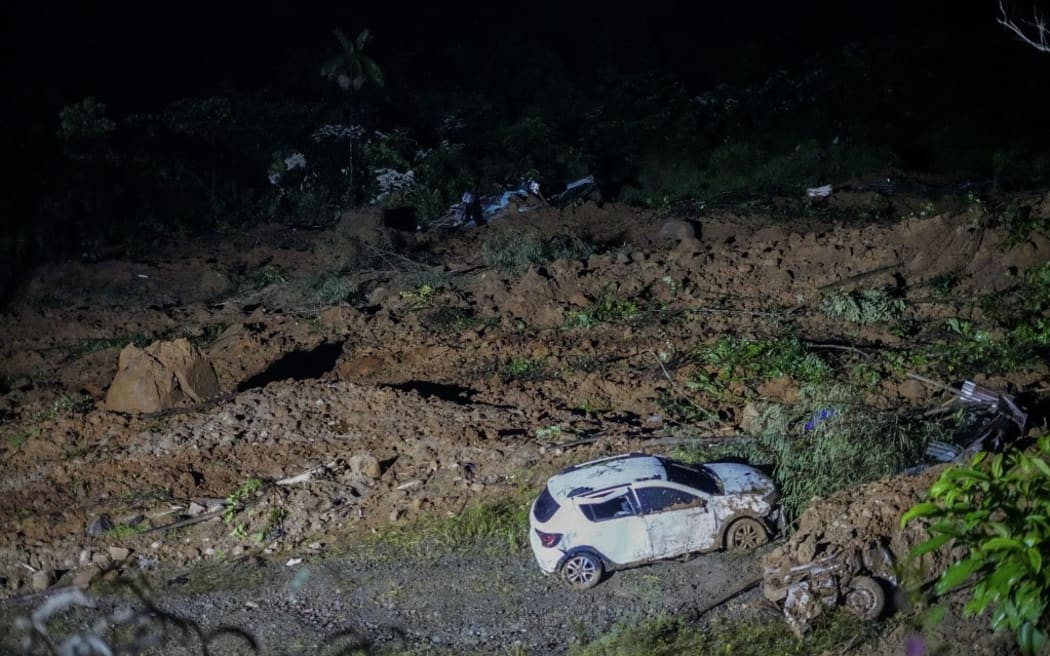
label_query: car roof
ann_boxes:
[546,453,668,500]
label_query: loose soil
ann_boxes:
[1,183,1047,654]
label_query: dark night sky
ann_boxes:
[0,1,1015,117]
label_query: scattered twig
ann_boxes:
[998,0,1050,52]
[804,342,873,359]
[540,434,604,453]
[140,508,225,535]
[362,242,439,273]
[686,306,787,319]
[649,350,725,426]
[818,264,898,291]
[277,461,336,486]
[907,372,963,397]
[681,575,762,622]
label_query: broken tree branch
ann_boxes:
[804,342,873,359]
[999,0,1050,52]
[681,575,762,622]
[140,508,225,535]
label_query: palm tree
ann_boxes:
[321,28,385,203]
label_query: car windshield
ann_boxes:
[664,462,721,494]
[533,486,560,522]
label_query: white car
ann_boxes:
[529,453,781,589]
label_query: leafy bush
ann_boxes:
[729,385,930,519]
[939,317,1050,375]
[691,336,829,395]
[821,288,907,325]
[307,273,359,306]
[500,357,547,382]
[563,287,640,329]
[481,230,596,272]
[903,436,1050,655]
[1001,199,1050,248]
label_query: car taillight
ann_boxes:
[535,529,562,548]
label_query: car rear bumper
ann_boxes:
[529,529,563,575]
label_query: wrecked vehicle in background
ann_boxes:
[529,453,782,589]
[762,379,1029,634]
[433,175,601,229]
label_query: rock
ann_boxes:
[86,515,113,536]
[349,453,382,479]
[659,220,697,243]
[108,547,131,561]
[187,502,206,517]
[73,565,101,588]
[31,569,51,592]
[898,378,927,402]
[104,338,220,413]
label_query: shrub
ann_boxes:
[563,287,640,329]
[691,335,829,394]
[821,288,907,325]
[903,436,1050,656]
[481,230,596,272]
[729,385,930,519]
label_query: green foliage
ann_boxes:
[57,97,116,142]
[821,288,907,325]
[321,28,384,91]
[481,230,596,272]
[223,478,263,524]
[7,429,36,451]
[370,496,531,556]
[563,288,640,329]
[249,264,288,288]
[903,436,1050,655]
[691,336,829,396]
[569,609,865,656]
[729,385,930,519]
[500,357,547,382]
[307,273,359,306]
[940,317,1050,374]
[399,283,436,309]
[1001,199,1050,248]
[929,271,962,299]
[103,523,149,539]
[932,262,1050,374]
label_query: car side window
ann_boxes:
[580,493,638,522]
[636,486,704,514]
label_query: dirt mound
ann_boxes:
[761,465,959,633]
[104,338,220,413]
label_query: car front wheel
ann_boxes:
[844,576,885,621]
[725,517,769,551]
[561,551,604,590]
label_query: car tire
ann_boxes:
[725,517,769,551]
[844,576,885,621]
[561,551,604,590]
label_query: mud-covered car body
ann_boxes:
[529,453,781,588]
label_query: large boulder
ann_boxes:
[104,338,220,413]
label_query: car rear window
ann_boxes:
[533,486,560,523]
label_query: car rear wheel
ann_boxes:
[725,517,769,551]
[844,576,885,621]
[562,551,604,590]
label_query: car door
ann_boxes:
[635,484,718,559]
[576,489,652,566]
